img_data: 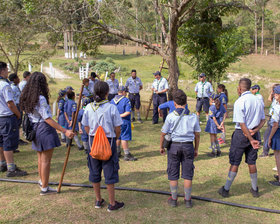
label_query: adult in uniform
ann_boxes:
[89,72,99,94]
[107,72,119,101]
[152,71,169,124]
[0,62,27,177]
[218,78,266,198]
[125,69,143,123]
[194,73,213,122]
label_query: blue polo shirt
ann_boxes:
[110,95,131,123]
[159,100,190,114]
[64,99,77,121]
[219,93,228,105]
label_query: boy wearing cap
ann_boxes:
[194,73,213,123]
[111,86,137,161]
[0,62,28,177]
[107,72,119,101]
[251,85,264,106]
[160,89,200,208]
[152,71,169,124]
[125,70,143,123]
[218,78,266,198]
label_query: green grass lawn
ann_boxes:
[1,47,280,223]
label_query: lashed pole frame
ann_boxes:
[58,84,84,193]
[145,59,167,120]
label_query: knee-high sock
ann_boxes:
[61,132,66,140]
[224,171,237,191]
[74,135,82,148]
[250,172,258,191]
[170,184,178,200]
[184,187,192,200]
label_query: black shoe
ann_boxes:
[259,153,268,158]
[0,165,7,172]
[250,187,259,197]
[137,119,143,124]
[207,152,216,158]
[66,143,74,147]
[218,186,229,197]
[167,196,177,207]
[95,199,105,208]
[61,139,66,143]
[124,153,137,161]
[18,139,28,145]
[269,181,280,186]
[131,117,136,122]
[40,187,57,196]
[216,151,221,157]
[78,146,84,151]
[152,122,158,125]
[6,166,28,177]
[274,174,279,181]
[13,149,20,153]
[184,199,193,208]
[107,201,124,212]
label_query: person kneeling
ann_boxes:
[160,90,200,208]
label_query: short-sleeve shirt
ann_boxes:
[81,101,123,137]
[10,83,21,105]
[28,95,52,123]
[18,80,27,92]
[195,81,213,98]
[270,102,280,127]
[219,93,228,105]
[209,104,226,119]
[161,109,201,142]
[269,98,277,116]
[125,77,143,94]
[82,86,93,98]
[64,99,77,121]
[0,78,15,117]
[58,99,65,116]
[152,77,169,93]
[77,109,88,139]
[110,95,131,122]
[107,79,119,95]
[158,100,190,114]
[88,79,99,93]
[233,91,265,129]
[255,93,264,107]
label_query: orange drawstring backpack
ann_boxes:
[89,102,112,161]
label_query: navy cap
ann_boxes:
[274,86,280,94]
[118,85,126,91]
[153,71,161,76]
[209,93,219,99]
[251,85,260,90]
[82,97,91,106]
[199,73,206,78]
[58,89,66,97]
[65,86,74,91]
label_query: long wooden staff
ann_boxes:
[57,84,84,193]
[145,59,165,120]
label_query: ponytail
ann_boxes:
[218,84,228,100]
[94,81,109,102]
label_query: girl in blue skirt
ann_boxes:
[205,94,226,157]
[56,89,67,142]
[217,84,228,144]
[20,72,74,195]
[268,85,280,186]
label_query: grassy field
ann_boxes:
[1,47,280,223]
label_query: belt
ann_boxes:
[129,93,139,95]
[172,141,192,145]
[153,93,167,96]
[197,97,208,100]
[0,114,15,119]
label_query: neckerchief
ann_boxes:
[90,100,109,111]
[113,95,124,104]
[174,108,188,116]
[0,76,9,83]
[156,77,163,90]
[201,81,206,97]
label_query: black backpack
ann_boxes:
[22,113,36,141]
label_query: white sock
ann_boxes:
[74,136,82,148]
[124,149,130,155]
[41,187,48,192]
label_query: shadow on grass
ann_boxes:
[94,53,140,61]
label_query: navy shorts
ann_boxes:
[196,98,210,113]
[32,122,61,152]
[119,121,132,141]
[167,142,195,180]
[229,129,258,166]
[87,136,119,185]
[129,93,141,110]
[0,115,19,151]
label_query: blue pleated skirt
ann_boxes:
[205,118,222,134]
[271,128,280,150]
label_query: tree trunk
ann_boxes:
[254,11,258,54]
[64,32,68,58]
[261,6,264,55]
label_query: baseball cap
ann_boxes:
[118,85,126,91]
[153,71,161,76]
[251,85,260,90]
[199,73,206,78]
[274,86,280,94]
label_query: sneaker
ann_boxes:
[207,152,216,158]
[259,153,268,158]
[137,119,143,124]
[250,187,259,198]
[13,149,20,153]
[216,151,221,157]
[40,187,57,196]
[269,181,280,186]
[273,167,277,171]
[218,186,229,197]
[95,199,105,208]
[167,196,177,207]
[152,122,158,125]
[274,174,279,181]
[107,201,124,212]
[184,199,193,208]
[131,117,136,122]
[38,180,42,188]
[6,166,28,177]
[78,146,84,151]
[124,153,138,161]
[18,139,28,145]
[0,165,7,172]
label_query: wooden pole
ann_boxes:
[145,59,165,120]
[57,84,84,193]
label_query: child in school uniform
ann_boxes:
[268,86,280,186]
[78,97,91,153]
[205,94,226,157]
[110,85,137,161]
[57,89,67,142]
[64,91,83,151]
[217,84,228,144]
[160,89,200,208]
[81,81,124,212]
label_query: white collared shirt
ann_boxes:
[152,77,169,93]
